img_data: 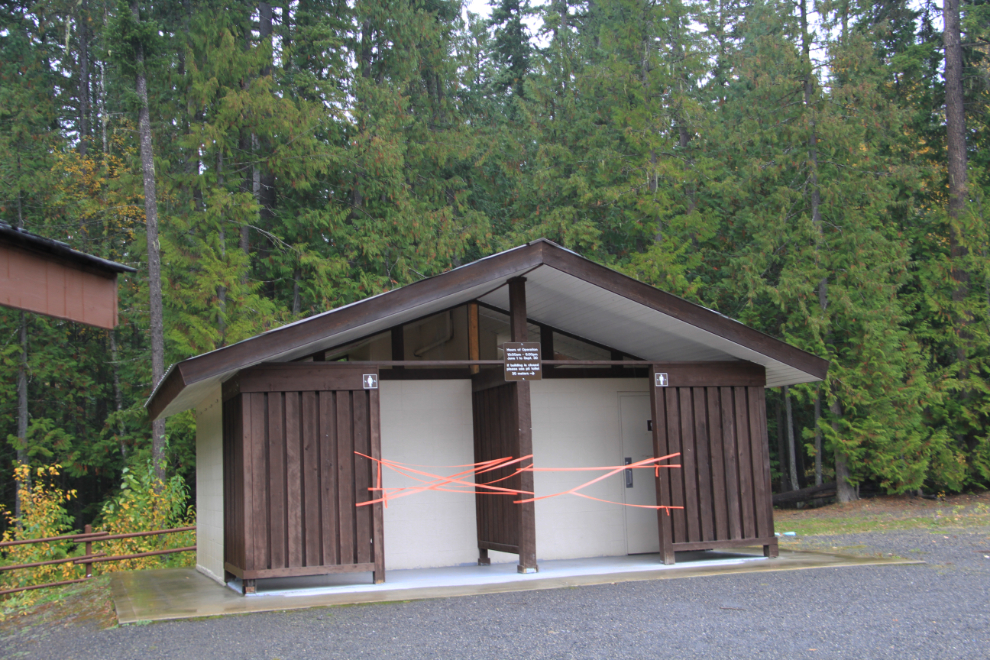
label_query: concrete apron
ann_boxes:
[111,548,920,624]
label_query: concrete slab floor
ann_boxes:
[111,548,920,624]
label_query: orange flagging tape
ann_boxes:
[354,453,535,508]
[354,452,683,514]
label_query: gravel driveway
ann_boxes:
[3,527,989,660]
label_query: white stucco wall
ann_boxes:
[380,379,480,569]
[194,387,225,584]
[379,377,651,568]
[529,378,650,561]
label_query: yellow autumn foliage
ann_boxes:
[0,463,195,606]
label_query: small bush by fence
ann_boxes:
[0,464,195,603]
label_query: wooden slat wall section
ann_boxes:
[223,395,245,571]
[733,386,756,539]
[319,392,338,566]
[751,387,776,540]
[692,388,714,542]
[302,391,321,566]
[720,387,743,540]
[267,394,286,569]
[706,388,729,540]
[223,370,381,579]
[335,392,355,564]
[472,383,520,552]
[678,391,699,542]
[247,393,268,571]
[665,388,687,543]
[285,392,303,567]
[354,393,373,565]
[649,385,773,549]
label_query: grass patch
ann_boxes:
[774,494,990,537]
[0,576,117,643]
[775,512,990,537]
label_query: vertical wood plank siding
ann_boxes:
[472,383,521,553]
[648,384,776,551]
[223,365,382,581]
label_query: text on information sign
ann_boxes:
[503,342,542,381]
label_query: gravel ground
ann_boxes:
[3,526,989,660]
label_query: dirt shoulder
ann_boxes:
[0,577,117,656]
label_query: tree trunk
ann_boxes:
[800,0,822,231]
[217,151,227,343]
[254,3,277,294]
[292,266,301,315]
[132,1,166,481]
[813,386,822,486]
[15,312,29,521]
[110,330,126,459]
[784,385,800,492]
[776,389,787,492]
[78,0,91,156]
[832,398,856,502]
[943,0,969,355]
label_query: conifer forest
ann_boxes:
[1,0,989,528]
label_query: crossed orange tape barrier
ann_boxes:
[355,452,683,514]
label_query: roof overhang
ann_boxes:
[148,240,828,420]
[0,223,136,329]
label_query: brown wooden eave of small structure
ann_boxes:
[146,239,829,420]
[0,222,135,277]
[0,223,136,329]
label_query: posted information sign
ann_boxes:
[503,342,542,381]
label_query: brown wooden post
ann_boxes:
[369,385,386,583]
[242,391,258,596]
[540,325,554,377]
[468,303,480,375]
[391,326,404,370]
[509,277,538,573]
[611,350,624,374]
[84,524,93,578]
[755,387,779,559]
[649,366,675,565]
[508,278,528,341]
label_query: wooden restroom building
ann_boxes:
[146,239,828,593]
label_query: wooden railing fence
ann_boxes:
[0,524,195,596]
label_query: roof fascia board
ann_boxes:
[0,223,136,276]
[147,364,187,422]
[540,246,829,380]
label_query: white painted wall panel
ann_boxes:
[380,380,480,569]
[194,387,224,584]
[530,378,651,561]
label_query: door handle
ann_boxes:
[625,457,633,488]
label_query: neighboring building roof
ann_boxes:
[147,239,829,420]
[0,222,136,275]
[0,222,136,329]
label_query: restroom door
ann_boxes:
[620,394,660,554]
